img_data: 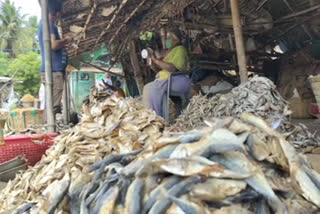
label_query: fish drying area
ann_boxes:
[1,77,320,213]
[2,0,320,214]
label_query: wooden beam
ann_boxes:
[41,0,56,132]
[80,61,126,79]
[282,0,313,39]
[230,0,248,83]
[256,0,268,11]
[278,4,320,21]
[273,13,319,40]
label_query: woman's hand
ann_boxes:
[151,54,157,62]
[152,56,176,72]
[151,54,161,66]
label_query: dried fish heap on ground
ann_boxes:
[281,121,320,151]
[9,113,320,214]
[0,89,165,213]
[174,76,320,150]
[174,76,290,130]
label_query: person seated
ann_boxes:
[143,28,192,118]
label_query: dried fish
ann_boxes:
[124,178,144,214]
[92,185,119,214]
[2,88,320,214]
[173,76,320,151]
[190,178,247,201]
[0,89,164,213]
[39,172,71,214]
[148,176,202,214]
[162,190,207,214]
[174,76,290,130]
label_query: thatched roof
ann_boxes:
[61,0,320,59]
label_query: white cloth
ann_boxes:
[201,80,233,95]
[39,83,46,110]
[96,78,113,91]
[105,78,112,86]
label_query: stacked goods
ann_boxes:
[0,89,165,213]
[5,113,320,213]
[174,76,320,150]
[21,94,36,108]
[7,108,44,132]
[20,95,35,103]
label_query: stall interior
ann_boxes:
[60,0,320,119]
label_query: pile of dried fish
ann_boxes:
[174,76,291,130]
[281,121,320,151]
[0,89,165,213]
[9,113,320,214]
[174,76,320,150]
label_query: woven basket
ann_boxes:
[7,109,44,132]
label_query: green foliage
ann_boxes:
[0,51,9,75]
[7,52,41,96]
[14,16,39,53]
[0,0,25,53]
[0,0,41,97]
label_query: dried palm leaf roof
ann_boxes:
[61,0,320,59]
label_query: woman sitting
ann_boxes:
[143,29,192,118]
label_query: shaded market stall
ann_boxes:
[60,1,320,72]
[57,0,320,121]
[1,1,320,212]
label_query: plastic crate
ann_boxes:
[0,133,57,166]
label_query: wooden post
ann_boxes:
[129,41,144,95]
[41,0,56,132]
[160,28,167,49]
[63,74,70,125]
[230,0,248,83]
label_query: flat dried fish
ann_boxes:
[0,89,164,213]
[2,87,320,214]
[173,76,320,151]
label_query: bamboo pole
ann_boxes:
[41,0,56,132]
[230,0,248,83]
[129,41,144,95]
[63,74,70,125]
[80,61,126,78]
[278,4,320,21]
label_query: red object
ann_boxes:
[310,103,320,116]
[0,133,57,166]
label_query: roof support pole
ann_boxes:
[129,41,144,95]
[41,0,56,132]
[230,0,248,83]
[63,75,70,125]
